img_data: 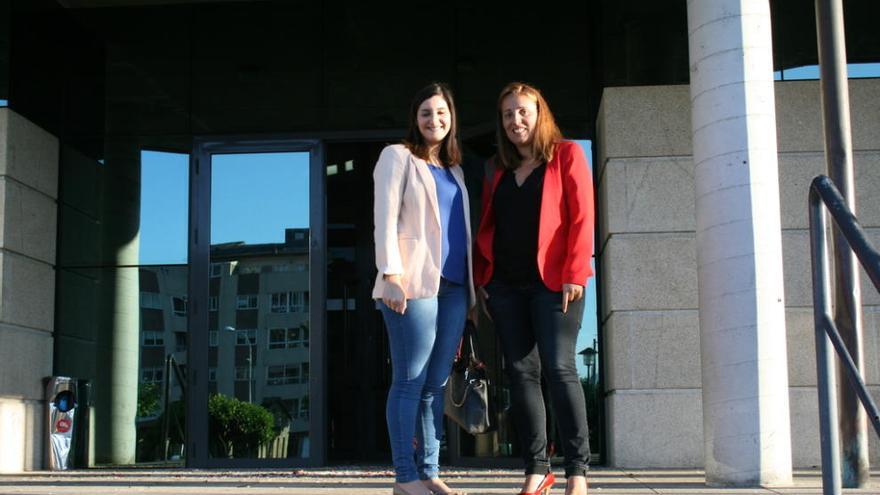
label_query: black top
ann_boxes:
[492,163,545,285]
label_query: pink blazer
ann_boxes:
[372,144,476,306]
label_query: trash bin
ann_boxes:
[46,377,90,470]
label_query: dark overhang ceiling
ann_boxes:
[57,0,264,8]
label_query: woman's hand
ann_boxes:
[562,283,584,314]
[382,274,407,314]
[477,286,492,321]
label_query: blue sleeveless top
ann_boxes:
[428,164,467,284]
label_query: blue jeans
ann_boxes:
[379,278,468,483]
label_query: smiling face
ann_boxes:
[417,94,452,147]
[501,92,539,149]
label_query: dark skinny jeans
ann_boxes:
[485,279,590,477]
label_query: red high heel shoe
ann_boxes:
[520,472,555,495]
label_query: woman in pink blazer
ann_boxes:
[373,83,475,495]
[474,82,594,495]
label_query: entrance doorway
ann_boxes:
[324,140,393,462]
[187,138,326,468]
[320,137,603,466]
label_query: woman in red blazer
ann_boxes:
[474,83,594,495]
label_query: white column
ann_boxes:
[687,0,793,486]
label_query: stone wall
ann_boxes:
[0,108,58,472]
[596,79,880,467]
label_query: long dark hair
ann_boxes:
[402,82,462,167]
[496,82,563,169]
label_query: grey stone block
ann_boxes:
[788,387,822,467]
[851,80,880,153]
[789,386,880,467]
[601,157,696,236]
[778,152,825,230]
[782,229,880,308]
[0,398,45,472]
[784,306,880,387]
[0,324,53,399]
[606,389,703,468]
[601,233,698,317]
[781,230,811,307]
[605,309,701,391]
[0,177,57,264]
[853,151,880,229]
[596,79,879,170]
[0,109,59,198]
[871,386,880,465]
[0,252,55,332]
[779,307,880,388]
[787,307,880,463]
[786,308,818,388]
[775,79,880,153]
[775,82,825,154]
[864,307,880,386]
[597,86,693,162]
[778,151,880,230]
[0,179,4,249]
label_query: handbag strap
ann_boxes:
[463,320,481,363]
[449,381,472,408]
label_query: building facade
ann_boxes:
[0,0,878,483]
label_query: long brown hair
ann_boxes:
[402,83,462,167]
[495,82,563,169]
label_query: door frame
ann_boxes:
[186,136,326,468]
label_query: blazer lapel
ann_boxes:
[411,155,442,229]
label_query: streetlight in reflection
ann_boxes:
[578,339,598,384]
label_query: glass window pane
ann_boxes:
[140,151,189,265]
[208,151,310,460]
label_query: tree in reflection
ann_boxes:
[208,393,276,458]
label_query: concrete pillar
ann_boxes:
[686,0,793,486]
[0,108,59,472]
[92,140,140,465]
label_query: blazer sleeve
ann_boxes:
[373,145,407,276]
[473,158,499,287]
[560,142,595,286]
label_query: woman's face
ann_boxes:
[417,94,452,147]
[501,93,539,147]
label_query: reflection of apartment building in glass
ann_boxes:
[136,228,312,460]
[138,266,188,397]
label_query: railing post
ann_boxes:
[809,186,842,495]
[814,0,868,485]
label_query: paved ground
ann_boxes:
[1,467,879,494]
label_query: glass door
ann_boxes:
[187,138,325,467]
[323,141,391,462]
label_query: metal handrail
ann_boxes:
[809,175,880,495]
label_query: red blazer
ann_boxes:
[474,141,594,292]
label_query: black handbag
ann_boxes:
[444,320,491,434]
